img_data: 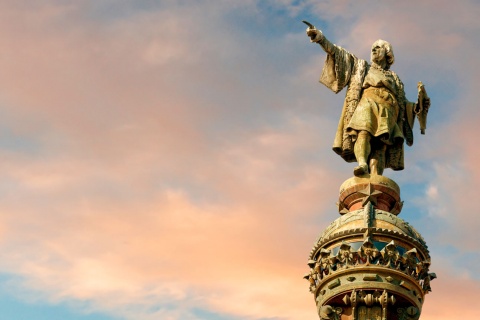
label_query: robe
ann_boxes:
[318,41,415,171]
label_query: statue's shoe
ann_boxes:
[353,164,368,176]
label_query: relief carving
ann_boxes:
[397,306,420,320]
[318,305,343,320]
[305,242,434,294]
[337,242,357,269]
[359,237,379,265]
[380,241,401,268]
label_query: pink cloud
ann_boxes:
[0,176,328,319]
[0,79,339,319]
[421,268,480,320]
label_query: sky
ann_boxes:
[0,0,478,319]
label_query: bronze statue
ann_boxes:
[304,22,430,176]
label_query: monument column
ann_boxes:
[302,21,434,320]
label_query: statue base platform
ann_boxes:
[338,174,402,215]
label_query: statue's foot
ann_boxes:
[353,164,368,177]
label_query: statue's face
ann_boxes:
[371,43,386,65]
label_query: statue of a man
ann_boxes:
[306,26,430,176]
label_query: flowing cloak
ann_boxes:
[318,42,415,171]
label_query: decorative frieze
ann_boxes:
[305,239,434,294]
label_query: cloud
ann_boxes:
[421,268,480,320]
[0,166,330,319]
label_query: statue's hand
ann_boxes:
[306,27,323,43]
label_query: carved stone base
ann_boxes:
[307,174,434,319]
[338,175,402,215]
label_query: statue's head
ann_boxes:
[371,39,395,69]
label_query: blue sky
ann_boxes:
[0,1,478,319]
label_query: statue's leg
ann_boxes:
[369,142,387,175]
[353,130,371,176]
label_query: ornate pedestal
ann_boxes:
[305,175,435,320]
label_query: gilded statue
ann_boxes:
[304,22,430,176]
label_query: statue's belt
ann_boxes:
[363,87,397,105]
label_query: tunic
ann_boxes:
[347,66,404,146]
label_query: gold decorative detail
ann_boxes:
[328,278,341,289]
[363,274,378,281]
[399,280,412,290]
[359,183,383,206]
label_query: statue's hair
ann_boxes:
[372,39,395,69]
